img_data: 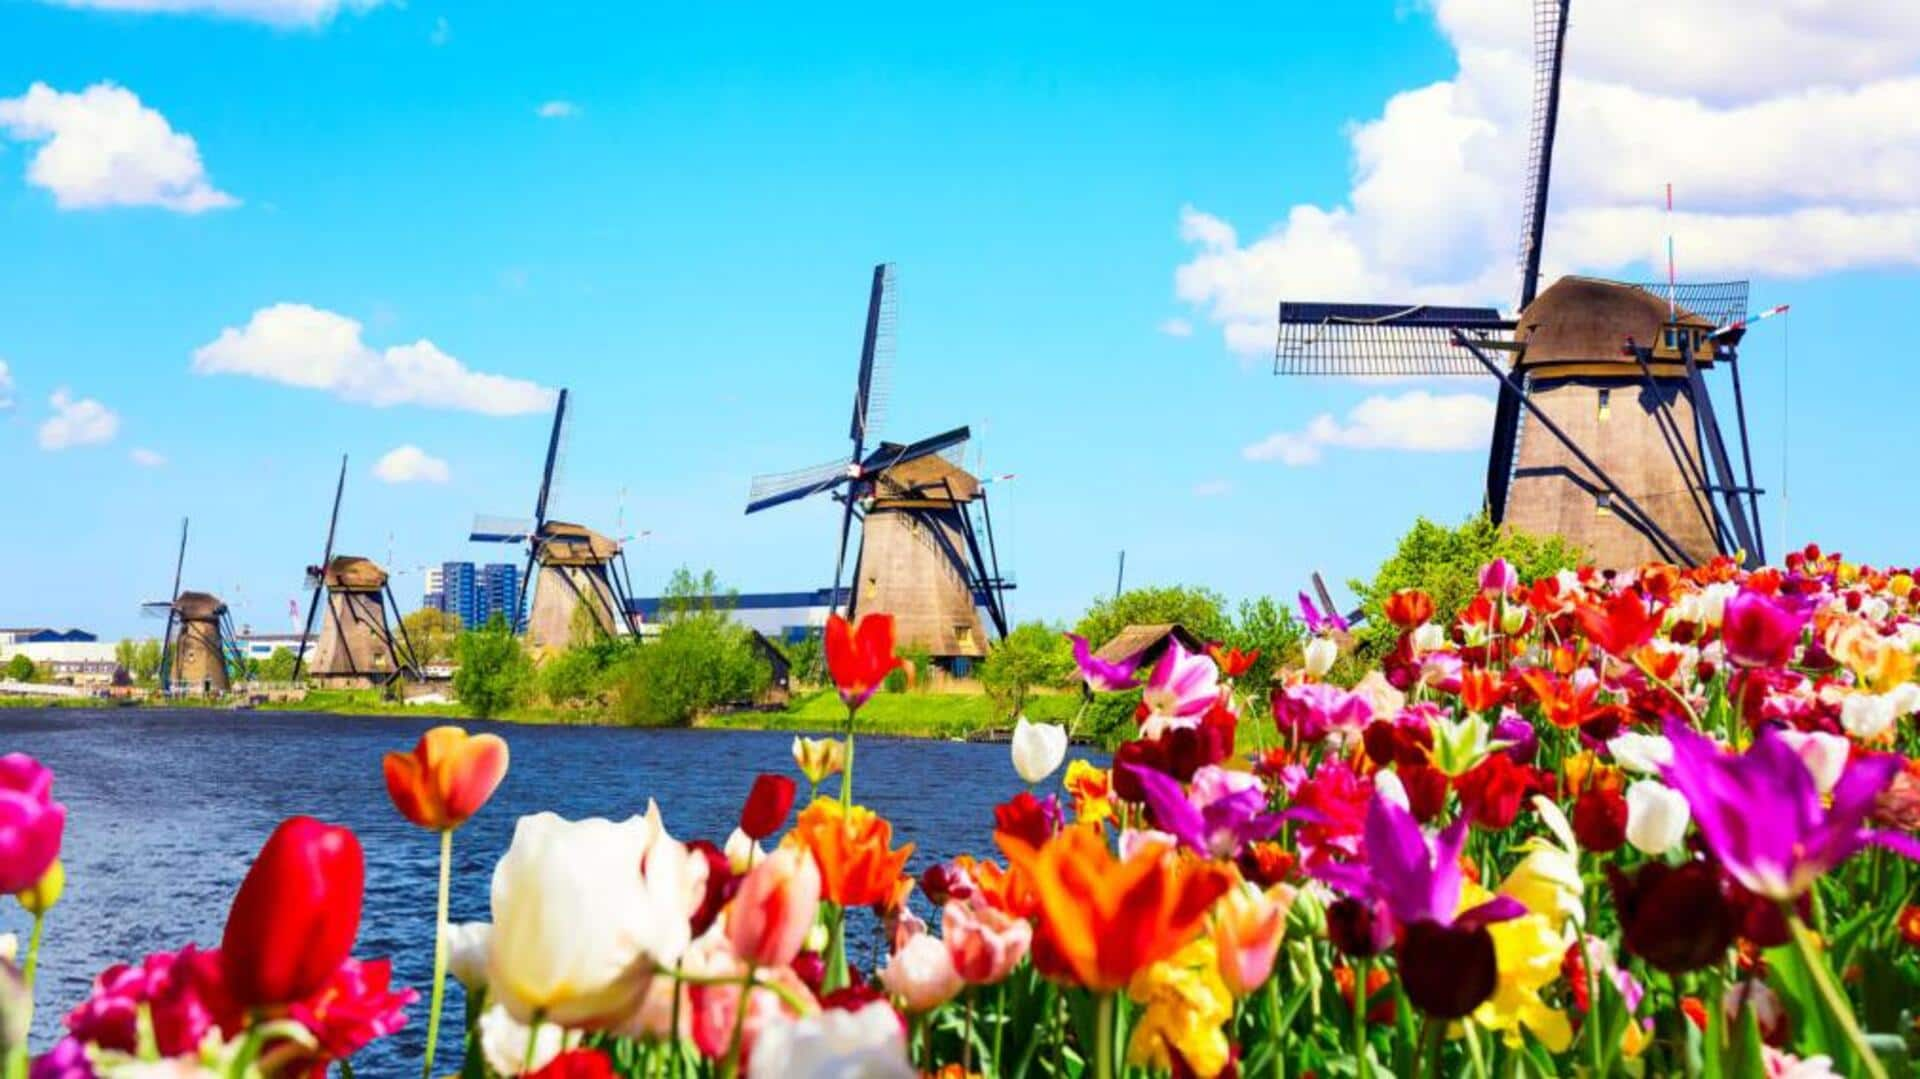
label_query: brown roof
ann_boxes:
[1093,623,1205,669]
[536,520,621,566]
[1518,276,1716,368]
[173,591,227,619]
[322,555,389,591]
[872,452,979,505]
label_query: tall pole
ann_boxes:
[1114,551,1126,600]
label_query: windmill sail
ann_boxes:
[849,263,896,454]
[1275,303,1513,376]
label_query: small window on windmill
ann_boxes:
[1597,387,1611,422]
[954,625,975,649]
[1596,492,1613,517]
[1663,327,1678,351]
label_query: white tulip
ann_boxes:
[1624,781,1690,856]
[479,1003,579,1075]
[0,933,15,965]
[1010,716,1069,785]
[750,1000,915,1079]
[1303,637,1337,678]
[1841,693,1898,740]
[1372,769,1409,811]
[1777,730,1850,794]
[1410,624,1446,656]
[442,921,492,993]
[488,808,708,1026]
[1606,732,1673,775]
[725,827,764,873]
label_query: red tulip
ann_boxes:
[1574,591,1660,658]
[221,816,365,1008]
[528,1049,617,1079]
[1383,589,1435,629]
[739,773,797,840]
[382,726,510,831]
[1206,643,1259,679]
[824,613,905,711]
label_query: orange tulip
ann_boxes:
[954,854,1039,919]
[999,824,1233,992]
[1384,589,1435,629]
[786,798,914,908]
[382,726,510,831]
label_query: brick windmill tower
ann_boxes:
[471,389,638,651]
[292,456,421,687]
[1270,0,1779,569]
[141,519,240,694]
[745,264,1012,667]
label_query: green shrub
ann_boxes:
[1224,596,1305,711]
[5,654,36,682]
[609,615,769,727]
[258,647,298,683]
[1072,585,1231,650]
[979,621,1075,719]
[453,615,533,718]
[1348,513,1584,657]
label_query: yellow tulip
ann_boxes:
[1127,937,1235,1078]
[791,736,847,788]
[16,859,63,916]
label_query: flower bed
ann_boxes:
[5,544,1920,1078]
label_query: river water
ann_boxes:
[1,708,1093,1072]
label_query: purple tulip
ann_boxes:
[1660,720,1920,900]
[1299,592,1351,636]
[1493,708,1539,764]
[1126,763,1284,859]
[1273,681,1373,744]
[1066,633,1141,693]
[0,753,65,894]
[1719,588,1811,669]
[1313,792,1524,933]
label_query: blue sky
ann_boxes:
[2,0,1916,638]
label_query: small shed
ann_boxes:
[748,630,792,705]
[1093,623,1207,672]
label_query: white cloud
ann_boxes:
[191,303,556,415]
[1158,317,1193,338]
[373,444,450,484]
[1192,479,1232,498]
[0,82,236,213]
[129,447,166,467]
[39,0,384,28]
[0,360,13,409]
[1175,0,1920,355]
[1243,391,1494,466]
[38,389,120,450]
[536,100,579,119]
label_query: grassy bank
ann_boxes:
[699,689,1085,740]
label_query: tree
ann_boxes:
[608,568,767,727]
[402,608,463,665]
[258,647,299,683]
[5,654,36,683]
[453,615,533,718]
[1225,596,1306,705]
[979,621,1075,718]
[1349,513,1585,656]
[1072,585,1231,652]
[132,639,162,684]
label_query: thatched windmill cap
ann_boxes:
[872,451,979,504]
[321,555,389,591]
[537,520,622,565]
[173,591,227,619]
[1518,276,1716,367]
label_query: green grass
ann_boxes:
[255,689,591,726]
[700,689,1086,740]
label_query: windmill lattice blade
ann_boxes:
[862,425,971,473]
[745,458,853,514]
[849,263,897,449]
[1630,281,1749,331]
[1516,0,1571,309]
[471,514,536,543]
[1276,302,1512,376]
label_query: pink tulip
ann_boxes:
[1720,588,1810,669]
[0,753,65,894]
[942,899,1031,985]
[1479,558,1518,595]
[726,846,820,969]
[1140,642,1221,727]
[1211,882,1295,996]
[879,933,962,1013]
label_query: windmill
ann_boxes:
[140,518,241,694]
[1271,0,1776,570]
[292,455,421,686]
[471,388,637,650]
[744,263,1011,665]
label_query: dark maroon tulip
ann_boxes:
[1397,921,1498,1019]
[1607,860,1734,974]
[739,773,797,841]
[1571,786,1628,853]
[685,839,736,936]
[1326,897,1392,959]
[221,816,364,1008]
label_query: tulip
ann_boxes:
[1303,636,1337,678]
[791,737,846,791]
[488,809,707,1026]
[221,815,365,1008]
[1606,732,1673,774]
[527,1050,619,1079]
[383,727,509,1079]
[1720,588,1810,669]
[1571,786,1628,853]
[1010,716,1068,785]
[879,932,962,1013]
[1067,633,1143,692]
[725,828,766,874]
[942,898,1032,985]
[824,612,904,713]
[1207,643,1258,679]
[748,1000,913,1079]
[0,753,65,895]
[443,922,492,993]
[1140,641,1221,732]
[740,773,798,841]
[1383,589,1434,629]
[1777,729,1850,795]
[1606,860,1734,974]
[479,1002,580,1076]
[1479,557,1518,595]
[787,799,914,910]
[382,725,510,831]
[1211,881,1295,996]
[727,846,821,969]
[15,859,62,916]
[1624,780,1690,856]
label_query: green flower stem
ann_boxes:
[20,912,44,990]
[721,963,759,1079]
[421,828,454,1079]
[1094,993,1116,1079]
[1353,957,1372,1079]
[1264,977,1287,1079]
[1463,1022,1489,1079]
[991,982,1006,1074]
[522,1012,544,1075]
[1787,910,1888,1079]
[838,705,856,809]
[824,900,849,993]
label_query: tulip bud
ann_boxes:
[1286,886,1326,938]
[1608,860,1734,974]
[1624,781,1690,856]
[791,737,846,787]
[1572,786,1628,853]
[1010,717,1069,785]
[1326,897,1391,958]
[382,726,510,832]
[724,827,764,874]
[943,899,1032,986]
[1500,603,1529,636]
[1479,558,1518,595]
[739,773,798,840]
[879,933,962,1013]
[15,858,63,915]
[1398,921,1498,1019]
[1776,730,1849,795]
[727,846,821,970]
[443,921,492,993]
[1303,637,1337,678]
[221,816,365,1008]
